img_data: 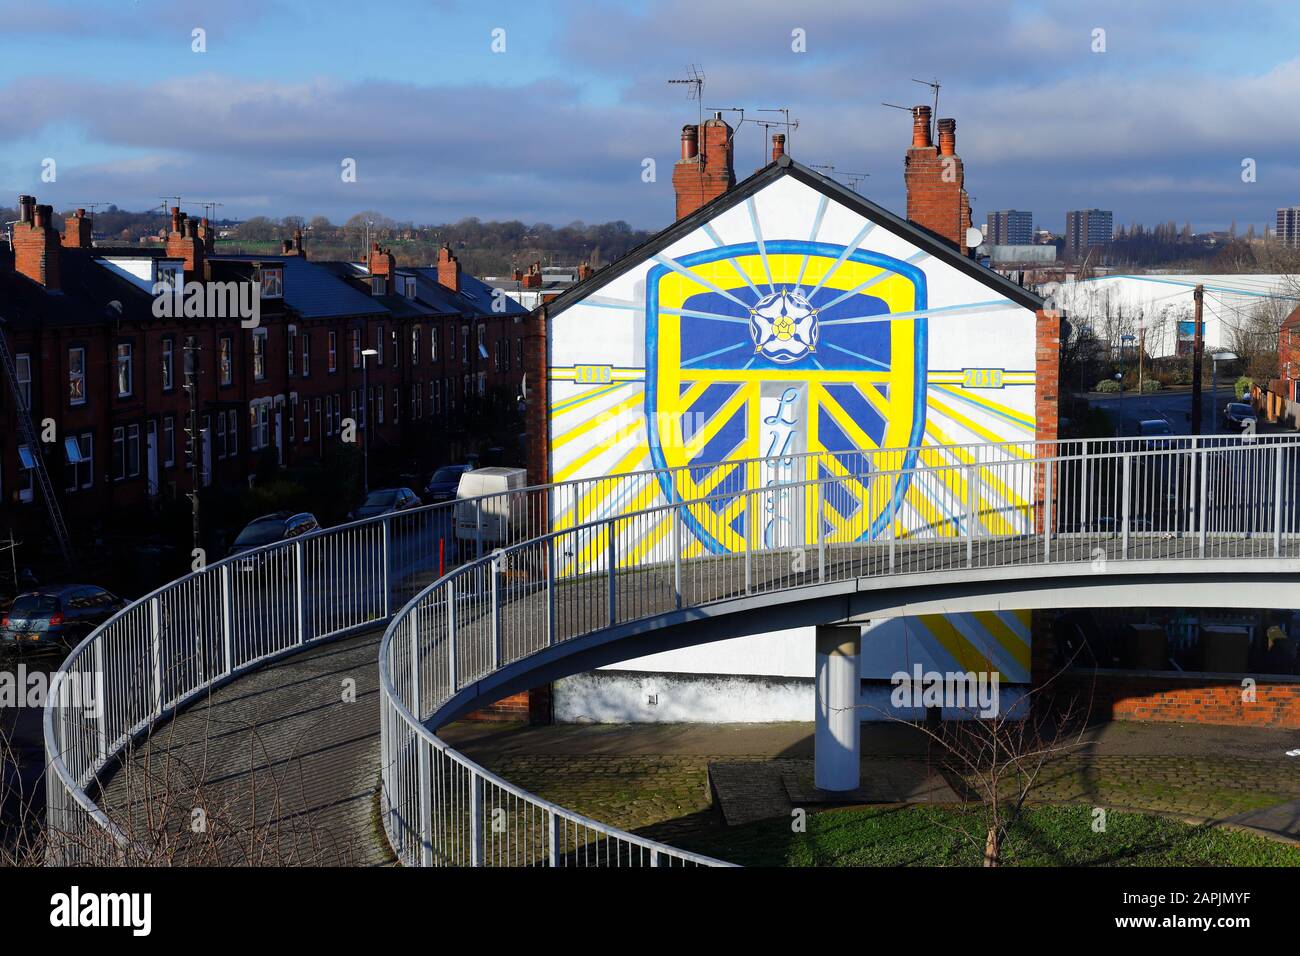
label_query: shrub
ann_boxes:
[1235,375,1254,400]
[1095,379,1121,393]
[1140,379,1162,393]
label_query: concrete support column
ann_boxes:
[814,625,861,791]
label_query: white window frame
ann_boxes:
[68,347,86,406]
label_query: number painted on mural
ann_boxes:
[962,368,1005,389]
[574,364,613,384]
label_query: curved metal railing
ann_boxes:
[43,434,1300,868]
[379,433,1300,867]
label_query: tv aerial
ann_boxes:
[668,65,706,134]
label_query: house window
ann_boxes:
[412,326,421,366]
[163,416,175,467]
[303,399,311,442]
[350,390,358,428]
[183,336,199,380]
[432,380,440,415]
[516,336,523,369]
[116,343,133,397]
[287,326,296,376]
[260,266,284,298]
[216,412,227,459]
[17,445,35,503]
[375,324,384,366]
[15,354,31,410]
[63,433,92,492]
[328,331,338,373]
[431,328,438,362]
[333,394,341,434]
[410,385,418,420]
[156,261,182,293]
[250,402,270,450]
[370,275,387,296]
[391,327,398,367]
[351,329,361,368]
[477,372,485,397]
[68,347,86,406]
[477,324,486,360]
[376,387,384,425]
[448,325,455,362]
[227,409,238,456]
[253,329,267,381]
[461,325,469,364]
[126,424,140,477]
[324,396,333,437]
[219,335,233,386]
[289,395,297,443]
[392,387,399,426]
[161,338,174,391]
[301,333,310,378]
[112,427,125,480]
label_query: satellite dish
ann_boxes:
[965,228,984,249]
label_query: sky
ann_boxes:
[2,0,1299,234]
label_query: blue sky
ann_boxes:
[2,0,1299,233]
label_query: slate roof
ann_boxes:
[407,268,529,318]
[210,255,385,319]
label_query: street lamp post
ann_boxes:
[361,347,379,495]
[1210,350,1239,432]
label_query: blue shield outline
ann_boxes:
[645,239,929,553]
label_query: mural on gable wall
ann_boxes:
[547,174,1039,683]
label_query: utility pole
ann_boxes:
[1191,284,1204,435]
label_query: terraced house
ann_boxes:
[0,196,527,561]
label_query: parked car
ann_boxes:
[1,585,125,650]
[228,512,320,558]
[1221,402,1257,433]
[348,487,422,521]
[1138,418,1174,448]
[423,464,472,503]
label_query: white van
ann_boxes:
[454,467,528,550]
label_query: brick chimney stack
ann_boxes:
[291,227,305,257]
[367,241,395,280]
[521,261,542,289]
[577,262,593,281]
[771,133,786,163]
[166,206,205,273]
[436,243,460,293]
[672,113,736,220]
[63,208,93,249]
[904,108,973,254]
[12,198,61,289]
[198,217,215,255]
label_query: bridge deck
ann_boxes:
[96,531,1291,862]
[98,628,391,866]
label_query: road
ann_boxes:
[1086,386,1244,437]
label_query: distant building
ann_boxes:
[1276,207,1300,248]
[985,209,1033,246]
[984,244,1056,264]
[1065,208,1113,258]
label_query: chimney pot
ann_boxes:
[938,117,956,156]
[771,133,786,163]
[18,195,35,224]
[911,106,932,148]
[680,124,699,160]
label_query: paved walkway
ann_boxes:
[99,628,391,865]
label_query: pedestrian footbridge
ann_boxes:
[43,435,1300,866]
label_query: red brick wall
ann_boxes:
[1055,670,1300,729]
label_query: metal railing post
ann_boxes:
[888,478,897,573]
[966,462,977,567]
[546,543,556,647]
[470,771,485,867]
[673,503,683,609]
[1274,446,1284,556]
[490,552,501,670]
[817,482,826,583]
[1121,453,1131,558]
[1043,459,1053,563]
[149,597,163,715]
[416,738,433,867]
[294,541,306,644]
[1080,452,1090,534]
[475,504,484,561]
[744,491,753,594]
[548,811,560,867]
[1198,447,1209,556]
[381,516,391,619]
[220,564,234,676]
[447,581,458,695]
[607,522,617,627]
